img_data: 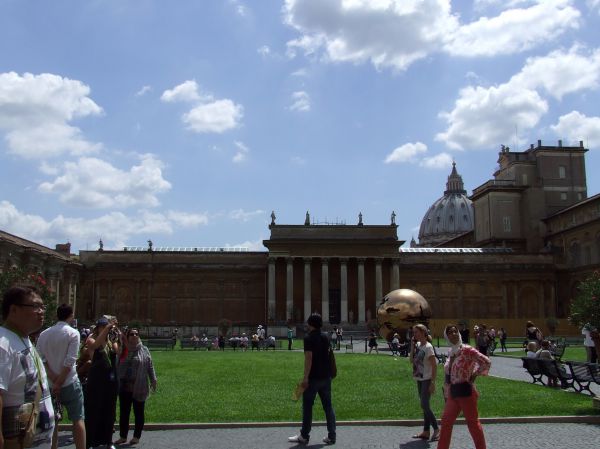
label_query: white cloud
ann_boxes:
[160,80,203,103]
[166,210,209,227]
[551,111,600,148]
[384,142,428,163]
[435,45,600,150]
[257,45,271,57]
[511,46,600,100]
[0,200,210,250]
[0,72,102,158]
[436,84,547,150]
[229,208,264,222]
[446,1,580,56]
[419,152,453,169]
[226,238,266,251]
[283,0,577,72]
[135,85,152,97]
[232,141,249,163]
[284,0,459,71]
[183,99,243,133]
[162,81,243,134]
[38,154,171,209]
[289,91,311,112]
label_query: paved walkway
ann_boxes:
[58,422,600,448]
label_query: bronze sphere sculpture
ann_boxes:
[377,289,432,342]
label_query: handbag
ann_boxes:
[329,347,337,379]
[450,382,472,398]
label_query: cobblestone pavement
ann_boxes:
[58,422,600,449]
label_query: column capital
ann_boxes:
[374,257,383,264]
[320,257,329,265]
[303,257,312,264]
[357,257,366,264]
[286,257,294,264]
[339,257,349,264]
[268,256,277,263]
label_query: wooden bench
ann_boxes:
[566,361,597,396]
[521,357,545,386]
[144,339,175,350]
[537,359,575,390]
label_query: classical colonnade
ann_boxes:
[267,257,401,323]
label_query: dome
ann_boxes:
[418,162,474,247]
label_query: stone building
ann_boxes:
[1,140,598,336]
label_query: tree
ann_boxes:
[569,271,600,352]
[0,267,57,326]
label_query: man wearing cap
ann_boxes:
[1,286,55,449]
[37,303,86,449]
[288,313,336,445]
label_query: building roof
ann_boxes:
[0,229,76,263]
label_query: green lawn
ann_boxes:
[140,350,598,423]
[493,346,588,362]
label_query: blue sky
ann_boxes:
[1,0,599,251]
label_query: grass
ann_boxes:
[493,346,588,362]
[138,350,598,423]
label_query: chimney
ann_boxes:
[558,139,562,147]
[55,243,71,256]
[537,139,542,147]
[580,140,584,148]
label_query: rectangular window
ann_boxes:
[503,216,511,232]
[559,166,566,179]
[521,174,528,185]
[560,192,568,201]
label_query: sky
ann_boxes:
[1,0,599,252]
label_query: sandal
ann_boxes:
[412,433,430,440]
[114,438,127,445]
[430,430,440,441]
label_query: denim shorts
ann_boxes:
[59,380,85,421]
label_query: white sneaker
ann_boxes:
[288,434,309,444]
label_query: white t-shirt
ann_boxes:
[412,342,435,381]
[36,321,80,387]
[0,327,54,447]
[582,328,595,347]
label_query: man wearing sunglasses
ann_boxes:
[1,286,55,449]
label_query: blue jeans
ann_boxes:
[301,378,336,441]
[417,379,438,432]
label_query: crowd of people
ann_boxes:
[1,286,157,449]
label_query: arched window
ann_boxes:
[569,240,581,267]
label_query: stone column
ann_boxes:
[321,258,329,323]
[357,258,365,323]
[304,258,312,321]
[340,258,348,323]
[391,258,400,290]
[268,257,277,321]
[375,258,383,303]
[286,258,294,321]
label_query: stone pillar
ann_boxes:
[375,258,383,303]
[357,258,365,323]
[391,258,400,290]
[321,258,329,323]
[340,258,348,323]
[286,258,294,321]
[268,257,277,321]
[304,258,312,321]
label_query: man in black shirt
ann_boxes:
[288,314,336,445]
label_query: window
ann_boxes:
[559,166,566,179]
[560,192,568,201]
[503,216,511,232]
[522,173,528,185]
[577,192,583,201]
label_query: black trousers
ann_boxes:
[119,390,146,439]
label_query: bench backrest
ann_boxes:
[567,361,592,381]
[587,363,600,383]
[521,357,542,375]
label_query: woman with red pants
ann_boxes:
[437,324,491,449]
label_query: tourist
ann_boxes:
[499,328,508,353]
[582,324,597,363]
[190,334,199,350]
[458,323,470,346]
[287,325,294,351]
[391,333,400,356]
[201,334,209,350]
[409,324,439,442]
[437,324,490,449]
[335,326,343,350]
[84,316,120,449]
[218,334,225,351]
[37,303,86,449]
[267,335,276,350]
[367,331,379,354]
[525,321,543,344]
[526,341,538,358]
[115,328,157,446]
[475,324,490,356]
[1,286,55,449]
[251,333,259,350]
[288,313,336,445]
[240,333,249,351]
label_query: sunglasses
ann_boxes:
[17,303,46,312]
